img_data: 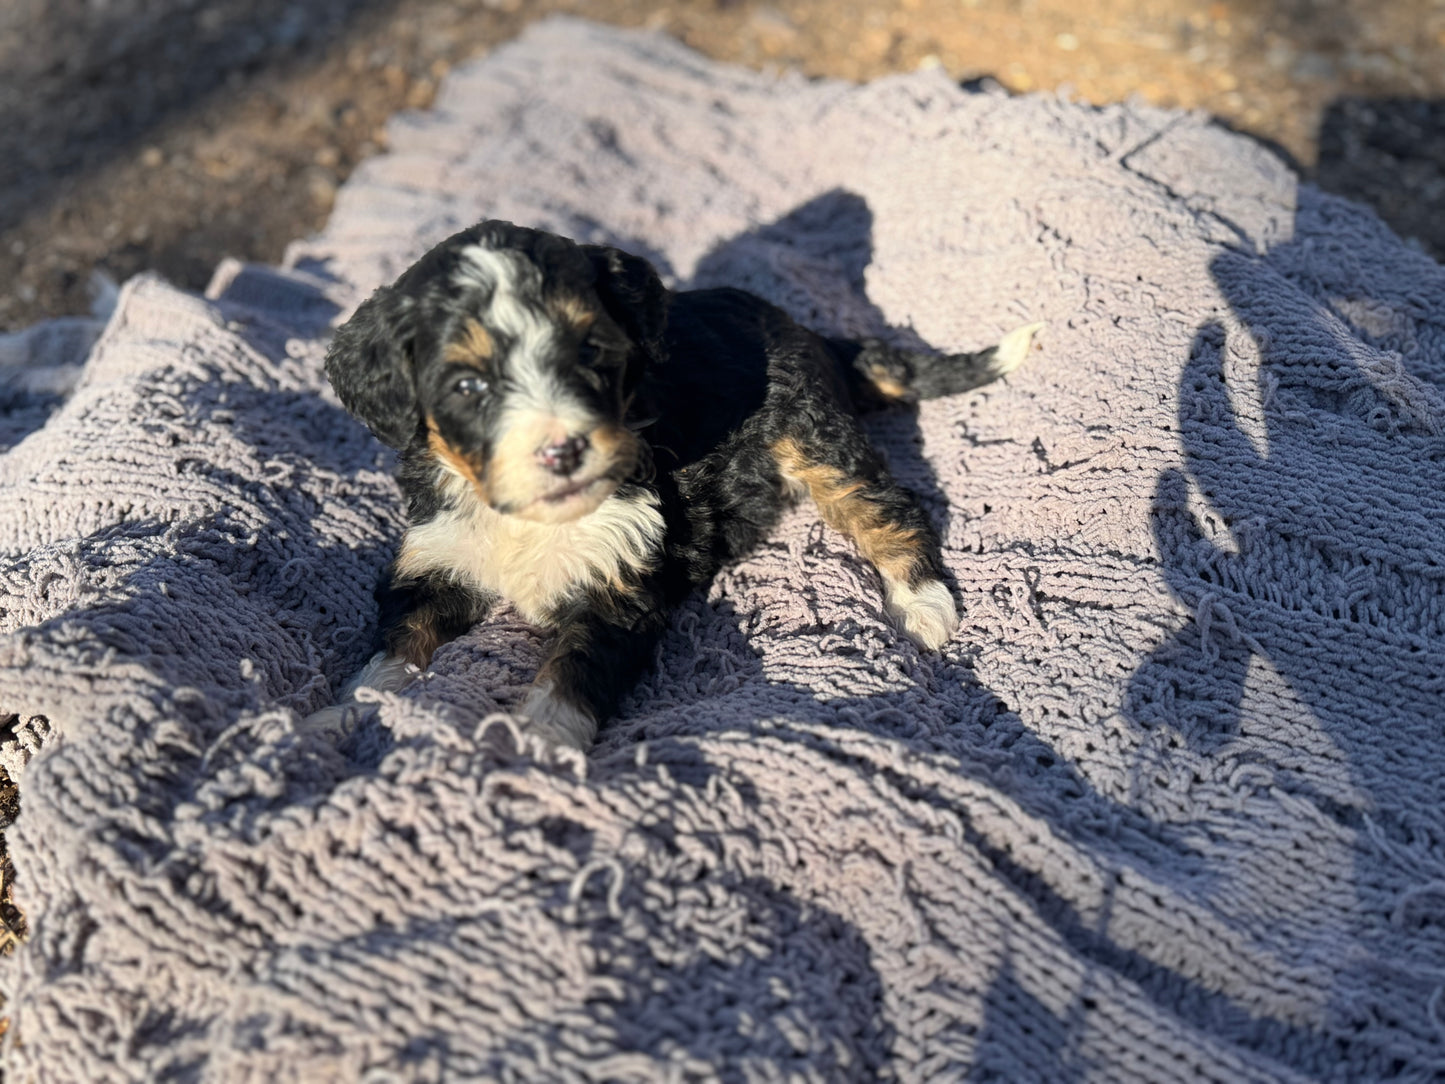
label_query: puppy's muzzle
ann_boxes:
[538,433,590,477]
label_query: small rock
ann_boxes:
[750,8,799,55]
[406,77,435,110]
[1292,52,1336,81]
[1265,43,1294,71]
[140,146,164,168]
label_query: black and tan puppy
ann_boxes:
[322,220,1038,749]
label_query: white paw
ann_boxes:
[991,321,1044,376]
[883,577,959,651]
[340,651,419,698]
[300,652,419,736]
[520,681,596,752]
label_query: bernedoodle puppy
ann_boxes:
[319,219,1039,750]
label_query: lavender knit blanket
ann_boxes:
[3,18,1445,1082]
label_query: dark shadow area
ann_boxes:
[0,0,399,236]
[968,954,1081,1083]
[1315,96,1445,261]
[585,590,1358,1073]
[689,188,931,349]
[1123,209,1445,1072]
[577,868,895,1079]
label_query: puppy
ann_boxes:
[322,220,1038,750]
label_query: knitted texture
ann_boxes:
[3,17,1445,1081]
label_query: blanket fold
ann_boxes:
[1,17,1444,1082]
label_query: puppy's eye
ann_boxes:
[453,375,489,397]
[577,341,600,367]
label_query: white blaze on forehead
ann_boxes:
[455,243,586,420]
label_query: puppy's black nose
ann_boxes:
[538,434,590,476]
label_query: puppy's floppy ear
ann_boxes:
[324,285,421,449]
[583,245,669,374]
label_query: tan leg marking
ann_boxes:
[772,436,958,650]
[772,437,926,583]
[863,363,912,403]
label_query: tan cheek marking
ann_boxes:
[772,436,926,584]
[444,319,494,366]
[427,421,490,501]
[589,423,639,475]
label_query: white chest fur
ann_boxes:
[396,473,666,626]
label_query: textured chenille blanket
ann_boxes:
[2,17,1445,1082]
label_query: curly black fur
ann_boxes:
[323,220,1034,748]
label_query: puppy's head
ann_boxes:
[326,221,667,523]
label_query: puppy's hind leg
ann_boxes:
[772,431,959,651]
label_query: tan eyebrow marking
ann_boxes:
[550,295,597,332]
[443,319,495,366]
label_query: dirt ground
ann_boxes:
[2,0,1444,332]
[1,0,1444,952]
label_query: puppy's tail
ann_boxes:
[834,322,1043,409]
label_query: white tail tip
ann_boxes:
[993,321,1044,375]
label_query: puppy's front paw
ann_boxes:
[883,577,959,651]
[300,652,420,736]
[520,681,596,752]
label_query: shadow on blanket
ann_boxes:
[1125,211,1445,1063]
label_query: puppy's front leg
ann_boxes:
[380,569,496,670]
[521,585,669,751]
